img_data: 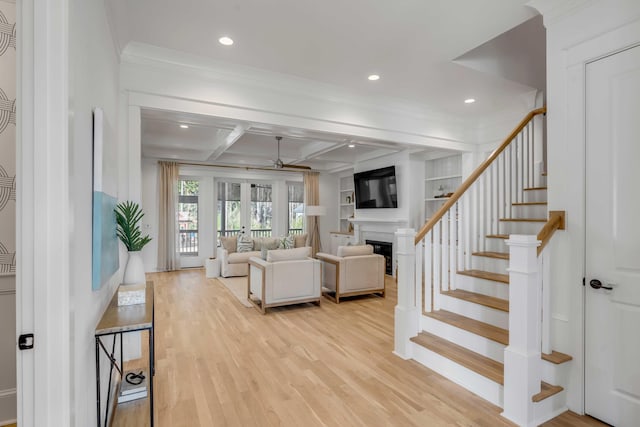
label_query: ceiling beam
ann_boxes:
[207,123,249,161]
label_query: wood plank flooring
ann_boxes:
[112,269,605,427]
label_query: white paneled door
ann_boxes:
[585,45,640,427]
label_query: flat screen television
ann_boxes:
[353,166,398,209]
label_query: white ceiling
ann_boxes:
[107,0,543,172]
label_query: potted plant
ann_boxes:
[115,201,152,285]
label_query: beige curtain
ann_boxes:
[157,161,180,271]
[304,171,321,256]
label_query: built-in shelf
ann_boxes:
[425,155,462,220]
[339,175,355,233]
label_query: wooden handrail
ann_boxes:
[537,211,565,256]
[414,107,546,245]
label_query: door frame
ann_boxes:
[17,1,71,426]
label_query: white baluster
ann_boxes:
[442,212,449,291]
[424,231,432,312]
[433,222,441,311]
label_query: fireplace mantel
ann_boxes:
[348,217,408,278]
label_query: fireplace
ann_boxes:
[366,240,392,275]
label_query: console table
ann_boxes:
[95,281,155,427]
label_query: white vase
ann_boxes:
[123,251,146,285]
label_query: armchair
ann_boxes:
[248,247,321,314]
[316,245,385,303]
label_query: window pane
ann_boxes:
[179,180,199,255]
[217,182,241,242]
[251,184,272,237]
[288,182,304,235]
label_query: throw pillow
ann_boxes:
[220,236,237,253]
[278,235,294,249]
[237,233,254,253]
[337,244,374,257]
[262,237,280,250]
[293,233,308,248]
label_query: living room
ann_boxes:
[8,1,640,426]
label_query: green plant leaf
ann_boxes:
[115,201,152,251]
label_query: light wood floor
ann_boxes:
[113,269,606,427]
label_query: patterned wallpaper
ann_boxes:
[0,2,15,276]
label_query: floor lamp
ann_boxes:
[305,205,326,255]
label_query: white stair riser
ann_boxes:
[532,391,567,427]
[541,359,571,387]
[482,238,509,253]
[439,293,508,329]
[410,342,504,407]
[499,221,544,235]
[523,189,547,203]
[421,315,505,363]
[470,256,509,275]
[455,274,509,300]
[511,204,547,218]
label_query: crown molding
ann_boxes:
[526,0,593,26]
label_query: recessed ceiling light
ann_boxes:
[348,144,355,148]
[464,98,476,104]
[368,74,380,81]
[218,36,234,46]
[179,124,189,129]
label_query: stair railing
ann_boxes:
[414,107,546,313]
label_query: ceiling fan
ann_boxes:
[273,136,311,170]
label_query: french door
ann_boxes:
[217,181,273,241]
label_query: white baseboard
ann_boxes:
[0,388,16,426]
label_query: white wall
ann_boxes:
[141,159,159,271]
[68,0,128,425]
[532,0,640,413]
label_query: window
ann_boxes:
[178,180,199,255]
[288,182,304,235]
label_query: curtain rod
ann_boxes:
[173,161,317,173]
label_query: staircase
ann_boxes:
[394,108,569,426]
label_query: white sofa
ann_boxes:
[248,247,321,314]
[316,244,385,303]
[219,234,307,277]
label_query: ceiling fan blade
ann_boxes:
[282,163,311,170]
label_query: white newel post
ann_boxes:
[502,235,542,426]
[394,228,419,359]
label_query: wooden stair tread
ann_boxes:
[425,310,509,345]
[542,350,573,364]
[512,202,548,206]
[499,218,547,222]
[411,331,504,385]
[533,382,564,402]
[524,186,547,191]
[486,234,508,239]
[458,269,509,284]
[472,251,509,260]
[441,289,509,312]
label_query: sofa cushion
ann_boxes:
[255,237,279,251]
[228,251,261,264]
[294,233,308,248]
[337,244,374,257]
[220,236,237,253]
[267,246,311,262]
[237,233,254,252]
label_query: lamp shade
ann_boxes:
[305,205,326,216]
